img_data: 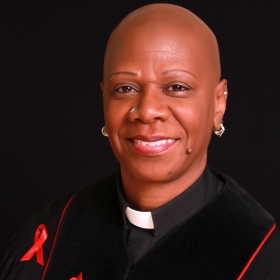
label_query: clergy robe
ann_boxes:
[1,170,280,280]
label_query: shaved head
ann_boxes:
[104,3,221,83]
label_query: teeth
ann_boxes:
[134,139,175,146]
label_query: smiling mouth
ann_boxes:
[127,137,178,155]
[134,139,176,146]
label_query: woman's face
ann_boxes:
[101,27,225,184]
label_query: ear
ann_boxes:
[100,81,105,95]
[100,81,106,121]
[213,79,228,131]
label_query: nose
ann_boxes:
[128,86,170,123]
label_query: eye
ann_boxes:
[164,85,189,92]
[114,86,137,93]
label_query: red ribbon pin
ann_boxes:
[70,272,83,280]
[20,224,48,266]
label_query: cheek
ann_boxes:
[104,100,125,130]
[104,103,116,128]
[103,98,130,154]
[172,99,214,138]
[172,102,200,130]
[104,104,123,159]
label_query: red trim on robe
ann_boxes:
[237,223,276,280]
[41,194,75,280]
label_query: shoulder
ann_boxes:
[210,168,280,279]
[210,168,275,233]
[211,168,273,213]
[0,172,118,279]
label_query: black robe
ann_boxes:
[1,170,280,280]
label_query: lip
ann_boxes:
[127,135,178,155]
[130,135,171,142]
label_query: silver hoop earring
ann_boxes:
[129,107,135,114]
[101,126,108,137]
[214,121,225,137]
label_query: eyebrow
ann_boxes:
[161,69,197,80]
[108,69,197,80]
[109,71,137,79]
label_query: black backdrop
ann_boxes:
[1,0,280,255]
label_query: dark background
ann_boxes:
[1,0,279,255]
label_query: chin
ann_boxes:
[123,161,183,183]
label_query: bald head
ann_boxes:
[103,3,221,83]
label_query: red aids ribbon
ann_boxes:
[70,272,83,280]
[20,224,48,266]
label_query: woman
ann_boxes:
[1,4,280,280]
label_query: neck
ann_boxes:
[120,160,206,211]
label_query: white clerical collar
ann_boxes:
[125,207,154,229]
